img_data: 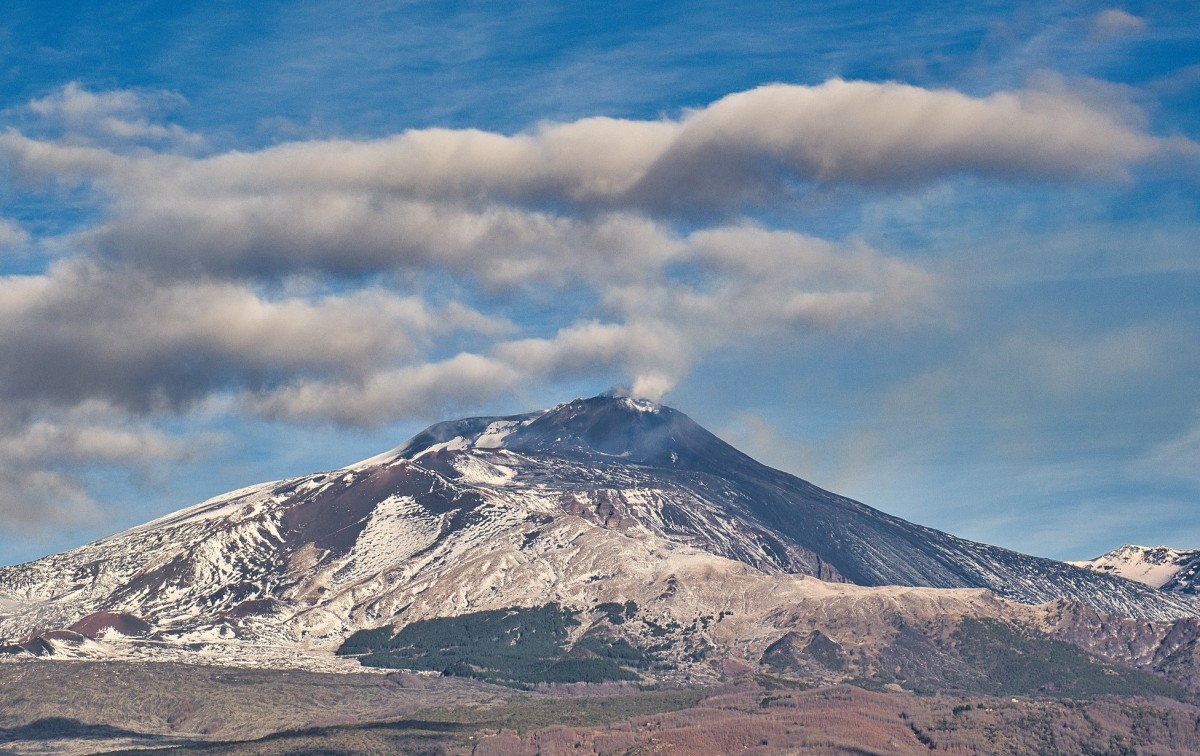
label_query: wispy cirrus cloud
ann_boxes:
[1090,9,1147,41]
[1132,420,1200,485]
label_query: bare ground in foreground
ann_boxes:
[2,661,1200,754]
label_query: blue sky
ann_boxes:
[0,1,1197,566]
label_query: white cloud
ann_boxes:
[0,421,188,467]
[247,320,688,426]
[28,82,148,122]
[0,468,103,536]
[87,194,684,286]
[637,80,1160,200]
[247,352,523,426]
[1132,421,1200,485]
[0,131,128,186]
[0,77,1187,530]
[0,218,29,250]
[170,80,1176,198]
[237,231,937,426]
[3,80,1062,446]
[0,79,1181,285]
[603,227,939,348]
[495,320,689,383]
[25,82,203,148]
[0,225,932,430]
[1091,9,1147,40]
[0,404,222,540]
[0,262,505,412]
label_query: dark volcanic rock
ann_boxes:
[69,611,152,639]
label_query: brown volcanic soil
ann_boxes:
[68,611,152,638]
[182,681,1200,755]
[461,682,1200,755]
[5,662,1196,755]
[0,660,508,746]
[279,462,484,554]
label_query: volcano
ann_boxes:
[0,394,1196,683]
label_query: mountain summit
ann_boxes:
[0,394,1196,679]
[364,394,1200,616]
[388,394,743,470]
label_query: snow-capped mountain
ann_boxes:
[0,394,1196,676]
[1070,545,1200,594]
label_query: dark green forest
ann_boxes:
[337,603,641,687]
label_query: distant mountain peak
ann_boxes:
[1070,544,1200,594]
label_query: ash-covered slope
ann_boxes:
[410,395,1197,619]
[0,394,1195,669]
[1071,545,1200,595]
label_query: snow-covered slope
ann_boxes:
[1070,545,1200,594]
[0,394,1196,674]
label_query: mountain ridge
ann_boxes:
[360,395,1200,616]
[0,393,1197,687]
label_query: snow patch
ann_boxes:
[413,436,469,459]
[1070,544,1199,589]
[452,456,515,486]
[621,396,662,414]
[127,479,279,532]
[474,420,522,449]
